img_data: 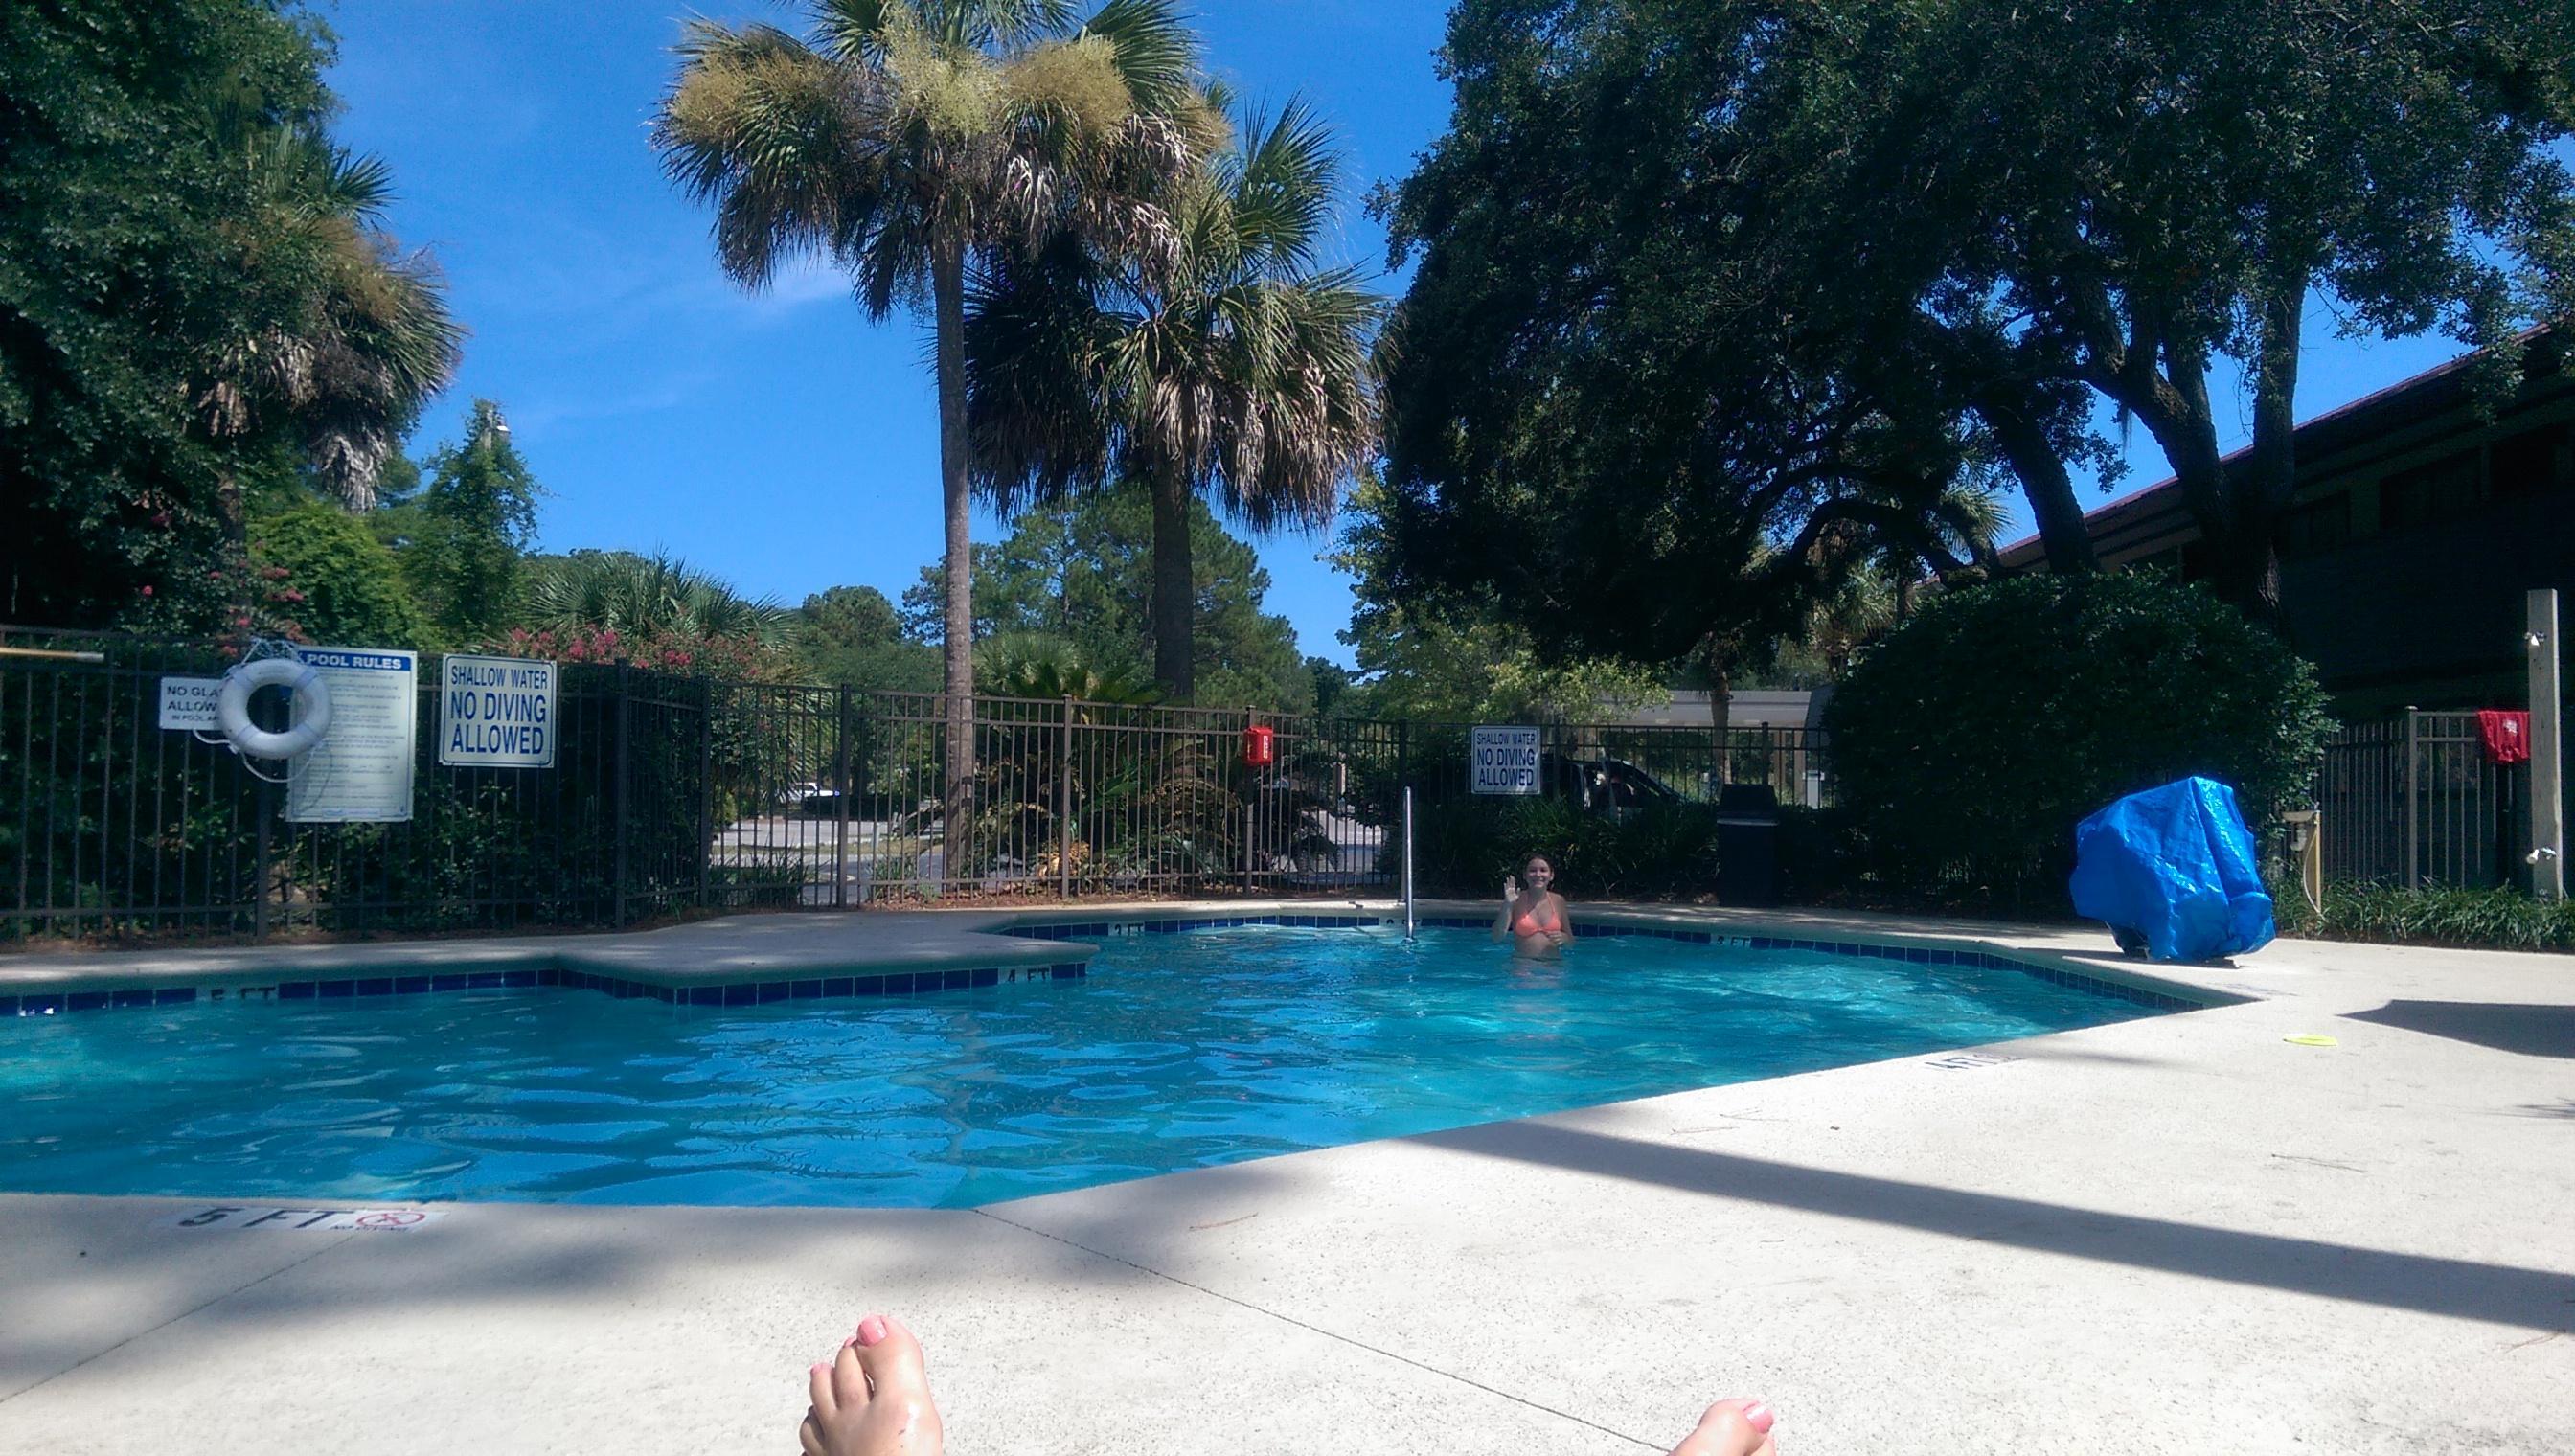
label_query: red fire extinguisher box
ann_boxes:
[1242,724,1275,767]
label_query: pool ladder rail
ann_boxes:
[1402,785,1418,941]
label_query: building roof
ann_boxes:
[1995,329,2555,568]
[1600,688,1819,730]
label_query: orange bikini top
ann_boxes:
[1512,899,1562,937]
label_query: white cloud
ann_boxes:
[510,369,717,437]
[731,255,854,316]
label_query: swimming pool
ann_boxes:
[0,923,2174,1208]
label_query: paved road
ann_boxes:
[714,811,1388,877]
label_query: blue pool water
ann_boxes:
[0,926,2161,1208]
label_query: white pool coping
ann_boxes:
[2,905,2569,1453]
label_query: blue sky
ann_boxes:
[326,1,2475,668]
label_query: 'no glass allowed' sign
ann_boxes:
[438,653,556,768]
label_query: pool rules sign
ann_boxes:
[285,648,417,823]
[439,654,556,768]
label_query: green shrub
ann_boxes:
[1824,573,2335,911]
[252,499,434,648]
[1773,805,1861,903]
[2285,882,2575,953]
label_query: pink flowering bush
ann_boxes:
[495,626,780,679]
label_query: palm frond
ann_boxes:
[975,628,1161,701]
[1002,34,1134,138]
[654,22,903,301]
[191,119,464,509]
[1209,269,1381,526]
[1224,96,1339,274]
[945,0,1080,48]
[300,232,467,507]
[523,551,787,641]
[967,241,1122,512]
[965,87,1382,537]
[321,149,398,225]
[1077,0,1198,116]
[813,0,900,60]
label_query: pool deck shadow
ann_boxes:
[2342,998,2575,1058]
[1407,1118,2575,1331]
[3,906,2573,1453]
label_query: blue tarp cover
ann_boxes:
[2068,777,2275,963]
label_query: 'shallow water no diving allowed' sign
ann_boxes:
[1470,725,1541,795]
[438,654,556,768]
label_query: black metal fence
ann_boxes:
[666,699,1828,905]
[23,624,2571,937]
[2,629,719,940]
[1396,721,1830,810]
[709,689,1415,905]
[2320,711,2540,890]
[4,627,1835,942]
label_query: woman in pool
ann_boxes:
[1492,853,1574,958]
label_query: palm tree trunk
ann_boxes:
[933,239,975,887]
[219,470,251,633]
[1148,471,1194,702]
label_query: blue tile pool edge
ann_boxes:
[998,910,2235,1014]
[2,959,1090,1019]
[4,909,2229,1021]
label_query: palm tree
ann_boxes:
[1904,481,2009,612]
[652,0,1211,853]
[195,127,465,594]
[968,99,1382,702]
[974,628,1161,703]
[522,550,788,644]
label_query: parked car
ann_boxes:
[774,782,849,818]
[1546,755,1685,814]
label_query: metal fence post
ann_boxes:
[2532,588,2565,900]
[833,687,853,909]
[1402,785,1416,936]
[852,692,874,891]
[696,679,715,910]
[2403,706,2420,890]
[613,664,632,925]
[253,778,273,940]
[1059,695,1075,901]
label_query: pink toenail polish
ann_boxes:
[856,1315,890,1346]
[810,1361,829,1377]
[1743,1402,1774,1433]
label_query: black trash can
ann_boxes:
[1714,783,1781,906]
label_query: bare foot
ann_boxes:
[799,1314,944,1456]
[1671,1398,1779,1456]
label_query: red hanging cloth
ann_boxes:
[2476,709,2532,765]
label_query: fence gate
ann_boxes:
[2320,712,2529,890]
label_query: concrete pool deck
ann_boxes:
[1,906,2569,1453]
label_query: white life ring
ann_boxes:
[217,657,332,760]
